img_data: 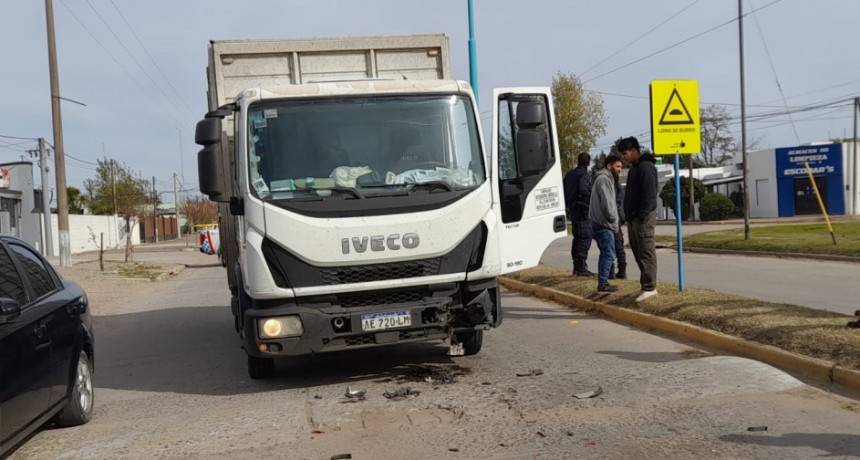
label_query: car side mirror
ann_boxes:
[0,298,21,324]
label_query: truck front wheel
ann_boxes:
[455,329,484,356]
[248,354,275,379]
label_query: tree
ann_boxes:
[181,195,219,234]
[83,159,150,261]
[700,105,736,166]
[551,73,608,172]
[67,186,86,214]
[660,176,705,221]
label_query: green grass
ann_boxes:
[506,265,860,370]
[684,222,860,257]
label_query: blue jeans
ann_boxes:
[592,223,617,287]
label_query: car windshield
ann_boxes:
[246,94,485,200]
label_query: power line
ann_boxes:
[109,0,199,118]
[57,0,193,130]
[748,0,799,143]
[83,0,197,122]
[584,0,785,83]
[0,134,39,141]
[580,0,703,78]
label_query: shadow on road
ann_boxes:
[93,306,461,396]
[720,433,860,457]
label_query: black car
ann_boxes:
[0,236,94,457]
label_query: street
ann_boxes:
[10,249,860,459]
[543,235,860,316]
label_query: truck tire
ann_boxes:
[56,351,94,426]
[455,329,483,356]
[248,353,275,379]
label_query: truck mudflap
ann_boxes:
[243,279,502,358]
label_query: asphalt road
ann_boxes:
[543,235,860,316]
[10,255,860,459]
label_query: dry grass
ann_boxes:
[506,264,860,370]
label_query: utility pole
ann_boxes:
[173,173,182,241]
[689,160,695,221]
[109,159,117,214]
[738,0,751,240]
[45,0,71,266]
[152,176,159,243]
[853,97,858,216]
[467,0,478,103]
[39,138,54,257]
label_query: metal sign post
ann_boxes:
[650,80,701,292]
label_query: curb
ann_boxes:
[499,276,860,393]
[654,244,860,264]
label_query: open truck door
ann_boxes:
[491,88,567,275]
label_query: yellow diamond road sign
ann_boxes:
[650,80,700,154]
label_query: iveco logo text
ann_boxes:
[341,233,420,254]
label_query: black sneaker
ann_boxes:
[597,284,619,292]
[615,271,627,280]
[575,269,595,277]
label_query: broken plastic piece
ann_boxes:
[448,342,465,356]
[573,386,603,399]
[448,448,460,452]
[747,426,768,432]
[344,386,366,400]
[331,455,352,460]
[537,431,546,438]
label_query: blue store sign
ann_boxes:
[775,143,843,217]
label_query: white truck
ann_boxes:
[195,34,567,378]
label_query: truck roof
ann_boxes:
[255,79,472,99]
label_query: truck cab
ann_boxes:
[196,36,565,378]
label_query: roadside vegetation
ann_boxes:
[674,222,860,257]
[505,264,860,369]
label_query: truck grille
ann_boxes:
[320,258,442,285]
[339,290,425,308]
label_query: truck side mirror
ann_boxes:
[195,117,222,146]
[198,144,228,202]
[515,101,549,176]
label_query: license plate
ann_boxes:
[361,311,411,332]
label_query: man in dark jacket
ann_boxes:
[619,137,658,302]
[563,152,594,276]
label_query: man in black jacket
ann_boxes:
[619,137,658,302]
[563,152,594,276]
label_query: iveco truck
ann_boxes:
[195,34,567,378]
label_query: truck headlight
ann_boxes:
[258,316,303,339]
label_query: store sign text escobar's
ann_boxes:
[778,145,838,177]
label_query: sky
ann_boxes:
[3,0,859,206]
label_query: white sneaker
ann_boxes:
[635,290,658,302]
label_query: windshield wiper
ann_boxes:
[327,187,366,199]
[409,181,455,193]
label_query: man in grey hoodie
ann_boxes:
[589,155,622,292]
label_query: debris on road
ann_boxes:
[383,387,421,400]
[747,426,768,432]
[402,364,458,385]
[331,454,352,460]
[313,394,322,399]
[344,386,366,401]
[573,386,603,399]
[516,369,544,377]
[537,431,546,438]
[448,447,460,453]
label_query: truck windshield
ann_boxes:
[246,94,485,200]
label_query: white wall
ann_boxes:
[47,214,141,255]
[747,149,778,218]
